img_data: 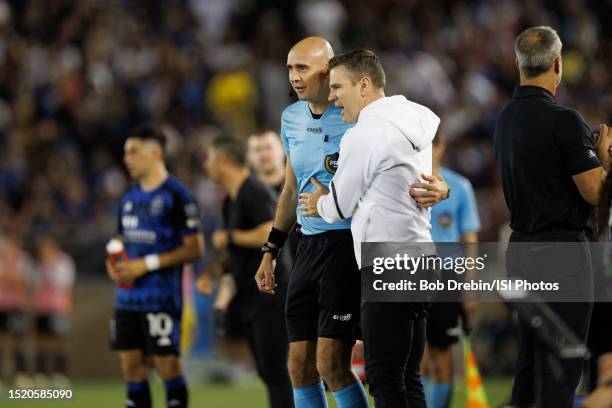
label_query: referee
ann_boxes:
[493,26,611,408]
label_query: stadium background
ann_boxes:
[0,0,611,406]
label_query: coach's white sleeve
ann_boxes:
[317,128,373,223]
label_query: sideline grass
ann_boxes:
[0,376,512,407]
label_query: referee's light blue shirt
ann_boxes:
[280,101,353,235]
[430,167,481,242]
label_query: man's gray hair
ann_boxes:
[515,26,562,78]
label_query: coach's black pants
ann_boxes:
[362,301,428,408]
[243,301,294,408]
[507,229,593,408]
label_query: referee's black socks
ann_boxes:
[164,376,188,408]
[126,380,151,408]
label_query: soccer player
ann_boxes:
[299,49,440,408]
[206,134,293,408]
[106,126,204,408]
[421,133,481,408]
[256,38,448,408]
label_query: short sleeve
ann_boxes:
[172,189,203,237]
[457,179,481,234]
[280,117,290,158]
[555,109,601,175]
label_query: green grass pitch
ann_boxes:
[1,377,512,407]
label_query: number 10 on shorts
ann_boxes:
[146,312,173,347]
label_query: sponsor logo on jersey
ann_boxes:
[123,229,157,244]
[333,313,352,322]
[122,215,139,229]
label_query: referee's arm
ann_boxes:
[271,158,298,237]
[257,159,297,294]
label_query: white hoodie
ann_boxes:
[316,95,440,267]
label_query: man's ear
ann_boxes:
[360,77,370,96]
[155,144,164,159]
[554,56,561,74]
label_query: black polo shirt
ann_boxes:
[493,85,600,234]
[223,176,287,319]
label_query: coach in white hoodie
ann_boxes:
[300,50,440,408]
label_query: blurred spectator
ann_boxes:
[33,235,75,387]
[0,233,33,387]
[247,130,286,192]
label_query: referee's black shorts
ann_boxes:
[285,228,361,343]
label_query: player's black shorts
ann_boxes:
[36,314,71,337]
[110,309,181,355]
[426,302,463,349]
[0,311,26,334]
[285,229,361,343]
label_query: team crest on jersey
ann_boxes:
[184,203,198,217]
[149,195,165,216]
[437,212,453,229]
[324,152,339,174]
[123,201,133,212]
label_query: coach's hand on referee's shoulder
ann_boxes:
[409,172,449,208]
[255,252,277,295]
[299,177,329,217]
[116,258,147,283]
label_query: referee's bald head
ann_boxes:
[287,37,335,103]
[289,37,334,63]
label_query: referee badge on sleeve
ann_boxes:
[324,152,340,174]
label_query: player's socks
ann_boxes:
[430,382,452,408]
[294,381,328,408]
[126,380,151,408]
[331,380,369,407]
[164,376,188,408]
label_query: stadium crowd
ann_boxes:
[1,0,611,256]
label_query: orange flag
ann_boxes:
[463,337,490,408]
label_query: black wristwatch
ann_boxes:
[261,243,280,259]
